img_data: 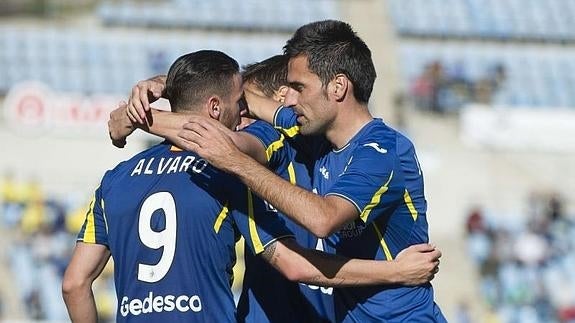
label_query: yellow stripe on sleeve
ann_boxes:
[247,190,265,254]
[265,134,286,161]
[83,196,97,243]
[287,162,296,185]
[372,224,393,261]
[275,125,300,138]
[360,171,394,223]
[213,202,229,233]
[404,189,418,221]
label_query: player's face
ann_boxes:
[284,55,334,136]
[219,73,245,130]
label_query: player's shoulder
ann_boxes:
[355,119,415,153]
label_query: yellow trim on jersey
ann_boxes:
[372,224,393,261]
[213,202,230,233]
[360,171,394,223]
[170,145,183,152]
[83,196,97,243]
[287,162,296,185]
[247,190,265,254]
[265,134,286,161]
[404,189,418,221]
[275,125,300,138]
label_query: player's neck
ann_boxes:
[326,102,373,150]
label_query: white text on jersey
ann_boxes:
[131,156,208,176]
[120,292,202,317]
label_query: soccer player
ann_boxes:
[108,54,443,322]
[65,50,440,323]
[175,21,448,322]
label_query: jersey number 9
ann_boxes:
[137,192,177,283]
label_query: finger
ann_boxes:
[408,243,436,253]
[176,132,202,151]
[126,100,140,123]
[138,83,152,113]
[130,85,146,123]
[151,86,163,99]
[178,127,204,144]
[182,121,210,135]
[429,249,442,260]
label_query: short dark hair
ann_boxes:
[166,50,240,112]
[242,55,289,98]
[283,20,376,104]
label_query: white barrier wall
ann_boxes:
[460,104,575,153]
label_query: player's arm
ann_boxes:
[179,116,358,238]
[263,239,440,286]
[62,242,111,323]
[243,80,283,123]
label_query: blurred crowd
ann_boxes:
[410,61,507,114]
[0,171,116,322]
[466,192,575,323]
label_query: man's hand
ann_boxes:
[392,243,441,286]
[108,101,137,148]
[127,75,167,124]
[177,116,248,173]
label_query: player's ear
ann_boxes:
[275,85,289,104]
[330,74,348,102]
[208,96,221,120]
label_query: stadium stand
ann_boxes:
[0,27,287,96]
[96,0,340,32]
[387,0,575,112]
[388,0,575,41]
[399,41,575,109]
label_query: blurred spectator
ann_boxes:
[411,60,448,113]
[474,64,507,105]
[454,301,473,323]
[547,193,564,222]
[466,191,574,323]
[0,171,23,228]
[466,207,486,234]
[0,174,114,321]
[410,61,507,113]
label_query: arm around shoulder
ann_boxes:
[261,239,441,287]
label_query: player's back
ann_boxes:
[82,141,242,322]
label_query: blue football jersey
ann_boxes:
[237,121,334,323]
[274,107,447,322]
[77,141,292,322]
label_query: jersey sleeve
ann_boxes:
[326,144,405,225]
[242,120,290,171]
[76,182,109,246]
[229,186,294,255]
[273,106,325,157]
[272,105,299,133]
